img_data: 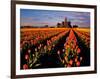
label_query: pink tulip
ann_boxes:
[57,50,60,55]
[25,54,29,60]
[28,49,31,53]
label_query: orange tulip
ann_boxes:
[76,61,80,67]
[69,59,73,65]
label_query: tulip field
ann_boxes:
[20,28,90,69]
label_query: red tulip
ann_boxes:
[23,64,28,69]
[67,64,71,67]
[77,48,81,54]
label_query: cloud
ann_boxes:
[20,21,56,26]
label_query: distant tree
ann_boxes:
[57,23,61,28]
[44,25,49,28]
[68,21,72,28]
[73,25,78,28]
[62,21,65,27]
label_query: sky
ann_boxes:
[20,9,90,28]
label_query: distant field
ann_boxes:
[20,28,70,32]
[74,28,90,32]
[21,27,90,31]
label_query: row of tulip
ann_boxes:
[20,29,66,50]
[21,28,70,69]
[74,29,90,48]
[57,30,82,67]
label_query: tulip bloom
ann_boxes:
[57,50,60,55]
[77,48,81,54]
[67,64,71,67]
[69,59,73,65]
[28,49,31,53]
[25,54,29,60]
[80,57,83,61]
[23,64,28,69]
[75,58,78,62]
[76,61,80,67]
